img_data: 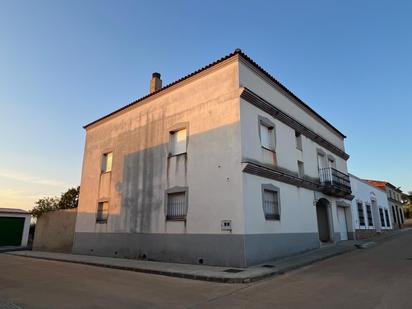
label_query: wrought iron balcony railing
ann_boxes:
[319,167,351,195]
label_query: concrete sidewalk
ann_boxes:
[5,229,409,283]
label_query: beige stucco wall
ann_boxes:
[33,209,77,252]
[76,58,246,235]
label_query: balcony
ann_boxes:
[319,167,351,197]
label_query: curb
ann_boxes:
[275,247,355,275]
[5,253,258,284]
[8,230,409,284]
[5,246,354,284]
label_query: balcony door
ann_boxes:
[317,154,326,170]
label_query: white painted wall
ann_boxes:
[77,53,352,242]
[239,65,351,239]
[240,100,347,180]
[239,61,345,151]
[242,173,318,234]
[350,174,391,230]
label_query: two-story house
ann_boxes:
[73,49,353,267]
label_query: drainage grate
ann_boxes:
[261,264,275,268]
[223,268,244,273]
[406,257,412,260]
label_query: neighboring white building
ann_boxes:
[366,180,405,230]
[74,49,353,267]
[349,174,392,239]
[0,208,31,247]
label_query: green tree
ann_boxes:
[58,186,80,209]
[31,197,59,218]
[31,186,80,218]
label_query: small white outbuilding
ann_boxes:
[0,208,31,247]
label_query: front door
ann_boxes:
[316,200,331,242]
[337,207,348,241]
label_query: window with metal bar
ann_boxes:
[379,208,385,227]
[384,209,390,228]
[366,204,373,226]
[263,189,280,220]
[357,202,365,226]
[166,192,187,220]
[96,201,109,223]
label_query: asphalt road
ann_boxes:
[1,230,412,309]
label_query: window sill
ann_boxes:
[265,214,280,221]
[296,147,303,151]
[168,152,187,158]
[101,171,112,175]
[96,220,108,224]
[166,216,187,221]
[261,146,276,153]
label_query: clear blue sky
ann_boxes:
[1,0,411,210]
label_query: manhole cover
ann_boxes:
[223,268,244,273]
[261,264,275,268]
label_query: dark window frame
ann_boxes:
[164,186,189,221]
[357,201,365,226]
[384,209,390,228]
[366,204,373,226]
[379,208,385,227]
[96,201,109,224]
[261,184,281,221]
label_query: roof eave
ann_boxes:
[83,49,347,139]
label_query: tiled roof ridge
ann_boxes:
[83,48,346,138]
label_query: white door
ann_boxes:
[337,207,348,241]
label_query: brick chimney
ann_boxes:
[150,72,162,94]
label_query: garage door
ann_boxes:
[0,217,25,246]
[337,207,348,241]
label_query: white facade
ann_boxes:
[350,174,392,234]
[74,50,353,267]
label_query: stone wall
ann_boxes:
[355,229,392,240]
[33,209,77,253]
